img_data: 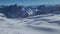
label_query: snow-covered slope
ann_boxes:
[0,14,60,34]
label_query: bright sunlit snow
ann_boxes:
[0,14,60,34]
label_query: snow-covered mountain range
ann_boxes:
[0,4,60,34]
[0,4,60,18]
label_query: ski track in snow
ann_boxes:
[0,14,60,34]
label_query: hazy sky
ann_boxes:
[0,0,60,6]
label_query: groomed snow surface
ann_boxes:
[0,14,60,34]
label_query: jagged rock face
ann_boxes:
[0,4,60,18]
[34,5,60,15]
[0,5,29,18]
[34,5,48,15]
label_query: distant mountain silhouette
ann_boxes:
[0,4,60,18]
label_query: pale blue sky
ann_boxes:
[0,0,60,6]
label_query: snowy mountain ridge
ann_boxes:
[0,4,60,18]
